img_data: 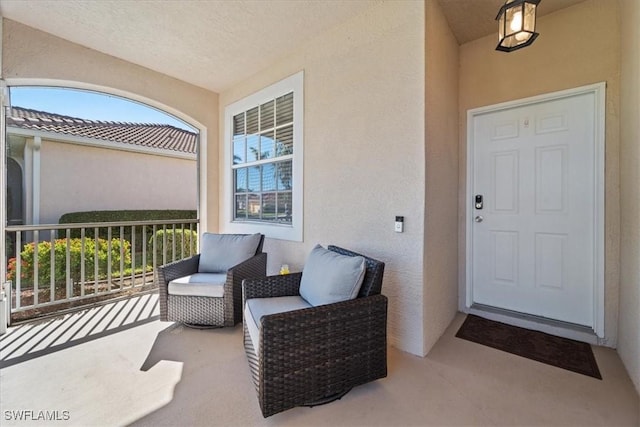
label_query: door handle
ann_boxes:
[474,215,483,223]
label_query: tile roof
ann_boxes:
[7,106,197,154]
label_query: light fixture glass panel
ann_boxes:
[505,6,519,36]
[524,3,536,32]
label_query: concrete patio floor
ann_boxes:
[0,293,638,427]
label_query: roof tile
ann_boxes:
[7,106,197,154]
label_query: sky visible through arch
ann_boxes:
[9,87,195,132]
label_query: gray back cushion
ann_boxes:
[299,244,366,306]
[198,233,261,273]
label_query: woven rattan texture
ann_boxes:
[242,246,387,418]
[156,235,266,327]
[168,294,226,325]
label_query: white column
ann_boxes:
[0,82,8,332]
[24,136,42,226]
[32,136,41,225]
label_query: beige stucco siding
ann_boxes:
[459,0,621,346]
[38,139,196,224]
[424,0,460,354]
[2,18,217,229]
[219,1,427,355]
[618,0,640,394]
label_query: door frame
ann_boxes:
[464,82,606,338]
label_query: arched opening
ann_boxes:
[2,82,206,321]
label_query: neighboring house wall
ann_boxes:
[619,0,640,394]
[424,0,459,354]
[219,1,427,355]
[459,0,621,346]
[37,139,196,224]
[1,18,218,230]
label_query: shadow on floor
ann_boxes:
[0,293,159,368]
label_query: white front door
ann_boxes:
[469,85,604,329]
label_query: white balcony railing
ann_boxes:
[4,219,198,321]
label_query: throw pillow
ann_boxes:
[198,233,261,273]
[299,244,366,306]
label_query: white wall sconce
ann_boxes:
[496,0,541,52]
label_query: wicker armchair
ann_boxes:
[242,245,387,417]
[157,234,266,327]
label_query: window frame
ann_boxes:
[222,71,304,242]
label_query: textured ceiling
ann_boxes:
[0,0,377,92]
[438,0,587,44]
[0,0,588,93]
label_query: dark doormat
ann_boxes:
[456,314,602,379]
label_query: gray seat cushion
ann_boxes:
[299,244,366,306]
[168,273,227,298]
[244,296,312,354]
[198,233,261,273]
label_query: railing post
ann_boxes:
[65,229,71,299]
[162,225,167,266]
[171,223,176,262]
[107,226,112,291]
[34,230,40,306]
[131,225,136,287]
[50,232,56,302]
[5,218,198,316]
[80,228,85,297]
[152,224,158,274]
[142,226,147,285]
[15,232,21,309]
[119,226,124,290]
[94,228,99,294]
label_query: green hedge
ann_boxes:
[7,238,131,287]
[149,229,198,263]
[59,210,197,250]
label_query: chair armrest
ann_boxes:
[156,254,200,287]
[228,252,268,281]
[156,254,200,322]
[227,252,268,325]
[243,272,303,304]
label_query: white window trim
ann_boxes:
[222,71,304,242]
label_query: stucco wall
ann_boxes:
[38,140,196,224]
[423,0,459,354]
[618,0,640,394]
[2,19,217,230]
[219,1,426,355]
[458,0,621,346]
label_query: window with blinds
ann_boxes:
[232,92,294,224]
[224,71,303,241]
